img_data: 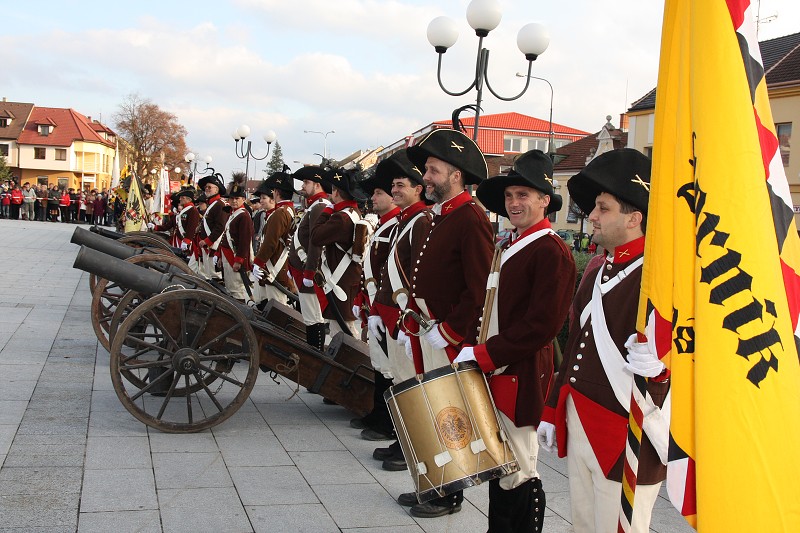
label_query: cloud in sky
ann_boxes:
[3,0,798,181]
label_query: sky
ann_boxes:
[3,0,798,182]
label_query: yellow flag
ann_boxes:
[124,173,149,233]
[639,0,800,530]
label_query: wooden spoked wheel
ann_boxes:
[109,289,259,433]
[91,254,195,352]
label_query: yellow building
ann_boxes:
[1,100,118,191]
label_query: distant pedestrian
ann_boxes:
[59,189,71,223]
[10,183,23,220]
[47,185,60,222]
[92,191,106,226]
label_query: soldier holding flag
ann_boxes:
[537,149,670,533]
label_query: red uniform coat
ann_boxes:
[541,237,669,485]
[219,206,254,270]
[472,219,576,428]
[310,200,363,322]
[411,191,493,348]
[198,196,229,249]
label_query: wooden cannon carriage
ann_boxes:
[72,229,374,434]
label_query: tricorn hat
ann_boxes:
[197,173,225,194]
[254,180,274,196]
[195,192,208,204]
[176,187,196,201]
[477,149,562,217]
[264,167,297,197]
[294,165,332,194]
[407,128,487,185]
[369,150,425,194]
[324,168,367,202]
[567,148,651,216]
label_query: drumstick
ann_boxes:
[477,244,503,345]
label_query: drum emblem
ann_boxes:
[436,406,472,450]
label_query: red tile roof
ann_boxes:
[17,107,116,148]
[432,112,590,156]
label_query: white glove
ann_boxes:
[252,264,264,280]
[302,278,314,288]
[423,325,449,350]
[368,315,385,341]
[624,333,665,378]
[212,255,218,266]
[146,222,155,230]
[453,346,476,364]
[396,330,413,360]
[537,421,557,453]
[353,305,361,319]
[180,241,189,251]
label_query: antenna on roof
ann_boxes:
[756,1,778,37]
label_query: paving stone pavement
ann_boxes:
[0,219,695,533]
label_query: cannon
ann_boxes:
[73,245,374,433]
[72,227,201,351]
[88,225,181,255]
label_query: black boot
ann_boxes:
[305,323,326,352]
[487,477,546,533]
[409,490,463,518]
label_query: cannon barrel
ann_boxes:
[72,227,149,260]
[86,225,185,257]
[89,225,127,239]
[73,246,257,320]
[74,246,184,294]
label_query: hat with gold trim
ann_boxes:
[477,149,562,217]
[406,128,487,185]
[567,148,651,215]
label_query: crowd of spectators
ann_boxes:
[0,179,124,226]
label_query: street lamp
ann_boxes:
[184,153,214,186]
[304,130,335,159]
[426,0,550,141]
[233,125,277,179]
[516,73,555,157]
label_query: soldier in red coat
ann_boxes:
[394,128,494,518]
[310,168,365,338]
[349,156,402,442]
[538,149,670,533]
[219,176,254,302]
[287,166,332,351]
[369,150,433,471]
[197,174,229,281]
[453,149,576,532]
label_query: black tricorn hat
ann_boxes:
[294,165,332,194]
[264,169,297,196]
[369,150,425,194]
[325,168,367,202]
[477,149,562,217]
[197,173,225,193]
[176,187,196,200]
[195,192,208,204]
[225,179,248,198]
[254,180,273,196]
[567,148,651,216]
[407,128,487,185]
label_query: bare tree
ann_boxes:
[113,93,188,185]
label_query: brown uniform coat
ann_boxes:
[542,240,669,485]
[288,194,330,295]
[254,201,296,291]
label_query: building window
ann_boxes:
[34,147,46,159]
[38,125,51,136]
[498,165,512,175]
[0,118,7,128]
[58,177,68,190]
[55,149,67,161]
[0,144,8,157]
[776,123,791,166]
[37,176,48,186]
[504,137,523,153]
[566,197,582,223]
[643,146,653,159]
